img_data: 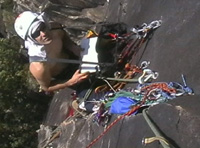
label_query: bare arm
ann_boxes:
[47,69,89,92]
[29,62,89,92]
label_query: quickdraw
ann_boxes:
[94,63,143,93]
[130,20,162,39]
[93,21,162,94]
[112,64,143,90]
[95,60,153,93]
[138,69,159,84]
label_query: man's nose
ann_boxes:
[40,31,46,37]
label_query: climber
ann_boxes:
[14,11,90,92]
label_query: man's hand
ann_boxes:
[69,69,90,86]
[38,69,89,92]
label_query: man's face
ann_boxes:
[31,22,52,45]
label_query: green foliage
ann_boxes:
[1,0,16,38]
[0,37,50,148]
[0,38,24,90]
[0,1,51,148]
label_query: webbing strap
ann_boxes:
[29,56,114,67]
[97,76,138,82]
[29,56,46,63]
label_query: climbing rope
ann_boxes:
[86,105,141,148]
[86,79,183,148]
[85,89,151,148]
[141,82,176,94]
[142,108,173,148]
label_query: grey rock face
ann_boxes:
[11,0,200,148]
[13,0,108,42]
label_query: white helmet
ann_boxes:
[14,11,45,40]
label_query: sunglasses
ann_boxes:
[31,22,46,39]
